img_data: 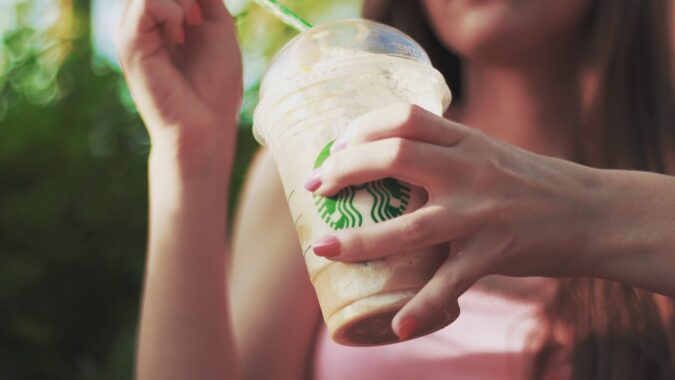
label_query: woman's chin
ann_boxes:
[424,0,592,65]
[427,6,536,62]
[441,24,536,65]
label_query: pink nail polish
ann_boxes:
[304,168,322,192]
[313,236,341,257]
[396,316,418,341]
[189,3,203,25]
[330,137,346,153]
[174,28,186,45]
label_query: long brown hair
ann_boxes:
[364,1,675,379]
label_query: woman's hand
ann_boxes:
[118,0,242,173]
[307,103,603,339]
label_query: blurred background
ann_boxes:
[0,0,361,378]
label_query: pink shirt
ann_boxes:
[312,288,569,380]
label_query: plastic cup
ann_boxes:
[253,19,451,346]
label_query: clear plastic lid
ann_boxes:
[253,19,451,148]
[258,19,433,98]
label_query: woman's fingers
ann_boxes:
[119,0,214,52]
[312,206,452,261]
[172,0,192,22]
[186,1,204,26]
[392,250,486,341]
[332,103,471,153]
[198,0,232,20]
[120,0,187,54]
[309,138,450,196]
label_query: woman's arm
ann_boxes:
[118,0,244,378]
[230,150,321,380]
[306,103,675,338]
[138,148,241,380]
[585,168,675,296]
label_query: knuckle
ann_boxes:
[444,271,472,297]
[344,127,363,145]
[469,163,494,189]
[484,198,511,228]
[455,128,481,149]
[416,293,446,319]
[343,233,366,262]
[386,138,414,168]
[322,155,337,174]
[397,103,422,133]
[142,0,156,15]
[324,153,348,179]
[401,214,434,247]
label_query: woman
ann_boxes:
[118,0,675,379]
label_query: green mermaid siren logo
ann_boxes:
[313,141,411,230]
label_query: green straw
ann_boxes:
[254,0,312,32]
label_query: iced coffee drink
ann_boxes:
[253,19,451,346]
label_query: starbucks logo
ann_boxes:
[313,141,411,230]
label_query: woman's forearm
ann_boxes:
[136,147,241,380]
[584,168,675,297]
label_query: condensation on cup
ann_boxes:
[253,19,452,346]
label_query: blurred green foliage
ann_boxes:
[0,0,360,379]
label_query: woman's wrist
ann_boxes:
[580,168,641,278]
[148,147,231,208]
[148,118,238,183]
[579,168,675,294]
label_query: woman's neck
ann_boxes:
[454,59,583,160]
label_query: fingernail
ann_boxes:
[188,3,203,25]
[304,168,322,192]
[330,137,346,154]
[174,28,186,44]
[396,316,418,341]
[313,236,341,257]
